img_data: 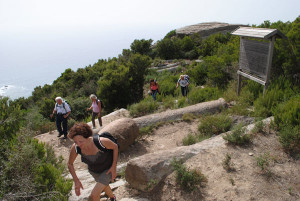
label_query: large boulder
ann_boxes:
[99,118,139,152]
[176,22,245,38]
[125,117,273,192]
[134,98,226,128]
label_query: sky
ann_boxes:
[0,0,299,99]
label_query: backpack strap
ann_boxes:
[75,144,81,155]
[93,134,109,152]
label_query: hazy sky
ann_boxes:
[0,0,299,98]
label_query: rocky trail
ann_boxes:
[36,100,300,201]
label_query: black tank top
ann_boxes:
[75,140,113,173]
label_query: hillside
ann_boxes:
[36,106,300,201]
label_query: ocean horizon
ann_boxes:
[0,25,172,100]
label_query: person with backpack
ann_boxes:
[50,97,71,139]
[67,123,118,201]
[87,94,102,129]
[149,79,160,101]
[176,75,190,97]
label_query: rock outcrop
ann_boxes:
[100,118,139,152]
[133,98,226,128]
[125,117,273,192]
[176,22,245,38]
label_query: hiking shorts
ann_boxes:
[88,169,112,186]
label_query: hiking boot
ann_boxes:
[110,196,116,201]
[57,133,63,138]
[63,136,67,139]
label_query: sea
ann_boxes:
[0,25,171,100]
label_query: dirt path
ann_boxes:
[36,109,300,201]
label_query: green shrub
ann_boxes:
[67,118,77,130]
[139,125,154,136]
[255,152,271,171]
[188,87,220,104]
[223,124,251,145]
[222,153,235,172]
[251,121,266,135]
[177,97,187,108]
[1,132,72,200]
[278,126,300,154]
[196,133,211,142]
[182,113,196,122]
[128,97,159,117]
[171,158,206,192]
[254,79,299,118]
[162,95,176,109]
[198,114,232,136]
[273,96,300,128]
[182,133,197,146]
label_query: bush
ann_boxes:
[198,114,232,136]
[162,95,176,110]
[177,97,187,108]
[182,113,196,122]
[254,78,299,118]
[1,131,72,200]
[188,87,220,104]
[222,153,235,172]
[182,133,197,146]
[69,97,91,121]
[171,158,206,192]
[128,97,159,117]
[273,96,300,128]
[223,124,251,145]
[278,126,300,154]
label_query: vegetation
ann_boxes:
[2,16,300,198]
[0,99,72,200]
[222,153,235,172]
[171,158,206,192]
[223,124,251,145]
[198,114,232,137]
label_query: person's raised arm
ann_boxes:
[101,138,118,182]
[68,144,83,196]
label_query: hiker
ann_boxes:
[149,79,160,101]
[50,97,71,139]
[176,75,190,97]
[87,94,102,129]
[67,123,118,201]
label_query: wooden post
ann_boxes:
[237,73,241,96]
[263,36,275,97]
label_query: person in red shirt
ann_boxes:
[149,79,160,101]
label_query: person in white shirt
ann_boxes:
[176,75,190,97]
[50,97,71,139]
[87,94,102,129]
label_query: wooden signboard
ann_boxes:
[232,27,286,96]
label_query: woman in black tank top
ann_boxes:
[67,123,118,201]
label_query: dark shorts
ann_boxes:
[88,169,112,186]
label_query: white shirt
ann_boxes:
[55,102,71,114]
[178,78,189,87]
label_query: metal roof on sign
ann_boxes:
[231,27,287,39]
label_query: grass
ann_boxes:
[222,153,235,172]
[171,158,207,192]
[223,124,251,145]
[182,113,197,122]
[251,120,266,135]
[182,133,197,146]
[198,114,232,136]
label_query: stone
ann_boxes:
[134,98,227,128]
[176,22,245,38]
[100,118,139,152]
[125,117,274,192]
